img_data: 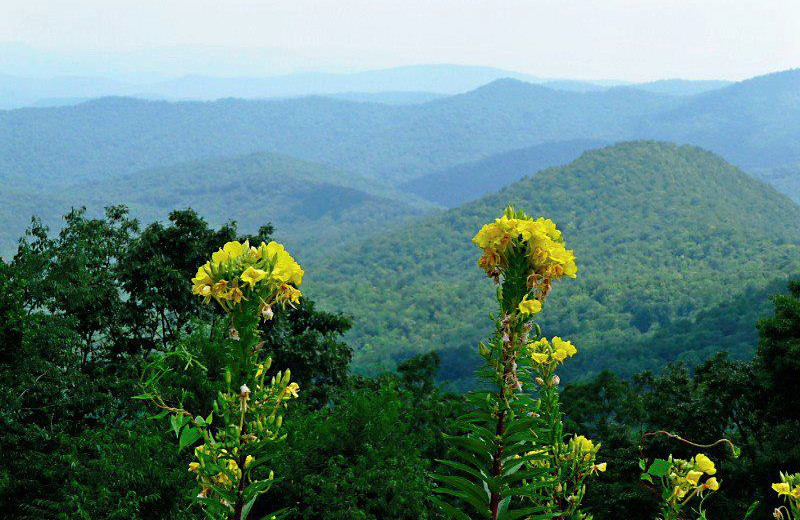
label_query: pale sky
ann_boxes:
[1,0,799,80]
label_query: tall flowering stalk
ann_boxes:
[138,240,303,520]
[433,207,601,520]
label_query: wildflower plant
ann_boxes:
[638,432,743,520]
[772,472,800,520]
[433,206,602,520]
[138,240,303,520]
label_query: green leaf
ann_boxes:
[178,426,202,452]
[430,496,472,520]
[743,501,759,519]
[640,473,654,483]
[648,458,671,477]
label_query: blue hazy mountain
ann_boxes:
[637,69,800,170]
[399,139,611,206]
[0,80,678,186]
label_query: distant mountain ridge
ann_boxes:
[0,80,680,186]
[0,62,731,109]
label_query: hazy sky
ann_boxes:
[1,0,798,80]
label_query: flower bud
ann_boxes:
[229,326,240,341]
[260,303,274,321]
[240,385,250,398]
[555,483,563,493]
[774,509,784,519]
[551,375,561,386]
[535,377,545,386]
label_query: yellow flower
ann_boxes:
[192,263,213,285]
[255,363,265,378]
[277,284,302,304]
[694,453,716,475]
[552,336,578,358]
[188,462,200,473]
[212,240,249,264]
[773,483,791,495]
[518,296,542,316]
[703,477,720,491]
[594,462,607,473]
[686,470,703,485]
[228,285,244,304]
[240,266,267,287]
[673,486,687,499]
[573,435,595,453]
[531,352,550,364]
[472,222,508,250]
[286,382,300,398]
[244,455,254,468]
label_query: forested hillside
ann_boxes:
[305,142,800,386]
[0,152,435,258]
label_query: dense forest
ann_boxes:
[1,205,798,520]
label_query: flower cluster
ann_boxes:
[472,206,577,300]
[642,451,720,520]
[664,453,720,501]
[185,361,300,510]
[773,472,800,519]
[774,473,800,500]
[189,445,255,499]
[526,336,578,367]
[192,240,303,313]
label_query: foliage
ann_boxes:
[563,278,800,520]
[268,362,464,520]
[0,207,353,519]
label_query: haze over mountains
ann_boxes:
[2,63,800,383]
[0,62,733,109]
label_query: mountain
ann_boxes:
[751,163,800,203]
[322,91,445,105]
[305,142,800,387]
[399,139,611,206]
[638,69,800,170]
[0,81,678,186]
[0,65,538,109]
[0,152,436,260]
[634,79,732,96]
[0,73,138,109]
[149,65,542,99]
